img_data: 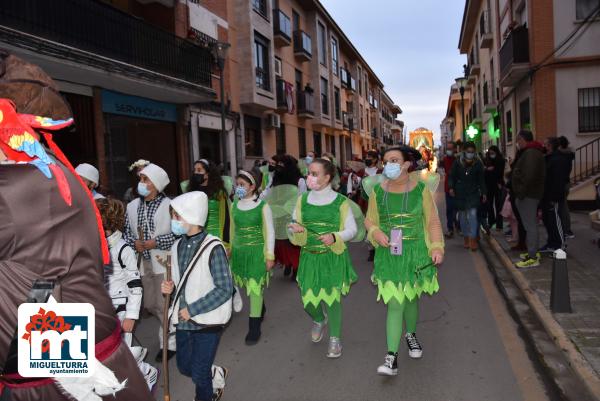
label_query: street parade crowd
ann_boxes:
[71,142,444,401]
[0,51,580,401]
[0,55,447,399]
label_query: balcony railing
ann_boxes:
[255,67,270,91]
[297,90,315,117]
[273,9,291,46]
[293,30,312,60]
[500,26,530,81]
[0,0,213,87]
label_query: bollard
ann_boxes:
[550,249,572,313]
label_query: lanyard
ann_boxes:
[383,179,410,232]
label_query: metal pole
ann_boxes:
[219,61,227,175]
[460,90,466,144]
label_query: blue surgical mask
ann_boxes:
[235,185,248,200]
[465,152,476,160]
[171,219,188,236]
[137,182,150,197]
[446,150,454,156]
[305,156,314,165]
[383,163,402,180]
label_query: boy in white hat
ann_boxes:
[75,162,105,199]
[161,191,233,401]
[123,163,177,361]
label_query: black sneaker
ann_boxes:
[376,352,398,376]
[405,333,423,359]
[212,388,224,401]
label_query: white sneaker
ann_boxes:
[143,363,158,392]
[377,352,398,376]
[311,316,328,343]
[326,337,342,358]
[405,333,423,359]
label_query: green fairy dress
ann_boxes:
[369,181,440,304]
[293,193,358,308]
[230,199,270,296]
[205,191,229,246]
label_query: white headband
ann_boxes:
[238,170,256,186]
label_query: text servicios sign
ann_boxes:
[18,303,95,377]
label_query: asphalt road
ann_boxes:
[137,193,553,401]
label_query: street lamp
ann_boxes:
[455,75,468,144]
[211,41,231,174]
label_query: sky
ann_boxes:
[320,0,467,146]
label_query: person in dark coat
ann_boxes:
[541,137,571,252]
[442,141,458,238]
[448,142,487,251]
[558,136,575,239]
[483,146,506,231]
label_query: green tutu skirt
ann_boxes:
[231,244,270,297]
[373,240,439,304]
[297,250,358,308]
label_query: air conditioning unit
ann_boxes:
[266,113,281,129]
[274,58,282,77]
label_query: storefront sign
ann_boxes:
[102,90,176,122]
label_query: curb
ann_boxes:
[485,234,600,401]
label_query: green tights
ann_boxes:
[249,292,264,318]
[304,301,342,338]
[386,298,419,353]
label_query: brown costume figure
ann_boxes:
[0,51,152,400]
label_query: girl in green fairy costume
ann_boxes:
[188,160,231,249]
[288,158,358,359]
[365,146,444,376]
[230,170,275,345]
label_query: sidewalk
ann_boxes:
[490,211,600,377]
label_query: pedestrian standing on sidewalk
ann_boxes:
[96,197,158,391]
[484,146,506,231]
[230,170,275,345]
[123,163,177,362]
[364,146,444,376]
[162,191,233,401]
[441,141,457,238]
[506,150,527,250]
[288,158,358,359]
[558,136,575,239]
[512,130,546,268]
[189,159,231,250]
[448,142,487,251]
[539,137,570,253]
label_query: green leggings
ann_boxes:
[304,301,342,338]
[386,298,419,353]
[249,292,264,318]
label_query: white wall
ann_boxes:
[555,65,600,149]
[553,0,600,59]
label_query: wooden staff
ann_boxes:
[156,255,172,401]
[137,226,144,269]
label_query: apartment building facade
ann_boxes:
[0,0,216,196]
[193,0,403,171]
[452,0,600,162]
